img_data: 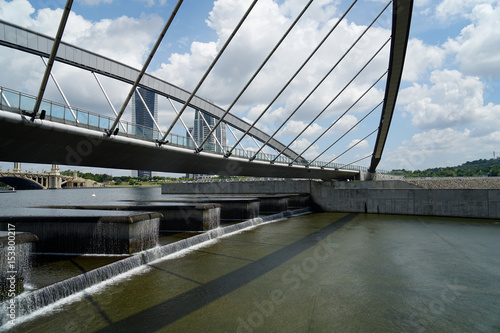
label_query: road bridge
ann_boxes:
[0,164,72,189]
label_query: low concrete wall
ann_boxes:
[0,209,162,254]
[133,199,259,224]
[44,204,221,232]
[310,182,500,219]
[162,180,311,195]
[163,180,500,219]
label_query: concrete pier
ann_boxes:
[0,209,162,254]
[42,203,221,232]
[129,198,260,224]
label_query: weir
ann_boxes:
[0,208,310,327]
[126,198,260,224]
[0,209,162,255]
[41,203,221,232]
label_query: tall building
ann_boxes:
[191,110,226,152]
[186,110,227,179]
[131,87,158,178]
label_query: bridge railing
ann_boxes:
[0,86,379,173]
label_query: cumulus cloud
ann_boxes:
[443,3,500,78]
[435,0,499,20]
[378,1,500,171]
[280,120,323,138]
[0,1,163,67]
[0,0,35,27]
[402,38,446,82]
[0,1,163,118]
[347,139,369,150]
[398,69,500,130]
[152,0,390,132]
[80,0,113,5]
[290,138,324,160]
[384,127,500,170]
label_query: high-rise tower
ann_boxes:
[186,110,227,179]
[131,87,158,178]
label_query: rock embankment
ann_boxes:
[403,177,500,189]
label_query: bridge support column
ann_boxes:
[49,164,62,189]
[13,162,21,173]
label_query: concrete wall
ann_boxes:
[163,180,500,219]
[310,183,500,219]
[162,180,311,195]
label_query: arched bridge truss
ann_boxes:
[0,170,73,190]
[0,0,413,180]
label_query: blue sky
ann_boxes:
[0,0,499,177]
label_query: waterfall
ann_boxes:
[0,242,33,297]
[0,209,310,327]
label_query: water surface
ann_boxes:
[3,211,499,332]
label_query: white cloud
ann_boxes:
[436,0,499,20]
[384,127,500,170]
[290,138,323,160]
[443,3,500,78]
[403,38,446,81]
[347,139,369,149]
[152,0,390,132]
[0,0,35,27]
[0,2,163,67]
[0,2,163,116]
[280,120,323,138]
[80,0,113,5]
[398,69,500,130]
[379,1,500,171]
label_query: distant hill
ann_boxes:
[390,157,500,177]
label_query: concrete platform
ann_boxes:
[128,198,260,223]
[0,209,162,255]
[42,203,221,231]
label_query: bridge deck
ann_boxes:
[0,110,361,180]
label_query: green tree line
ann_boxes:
[390,158,500,177]
[60,170,180,185]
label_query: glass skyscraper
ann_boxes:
[191,110,226,152]
[131,87,158,178]
[186,110,227,179]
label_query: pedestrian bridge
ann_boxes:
[0,0,413,180]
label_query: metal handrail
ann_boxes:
[0,85,382,174]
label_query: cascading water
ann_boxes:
[0,209,311,327]
[0,242,33,300]
[131,217,160,253]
